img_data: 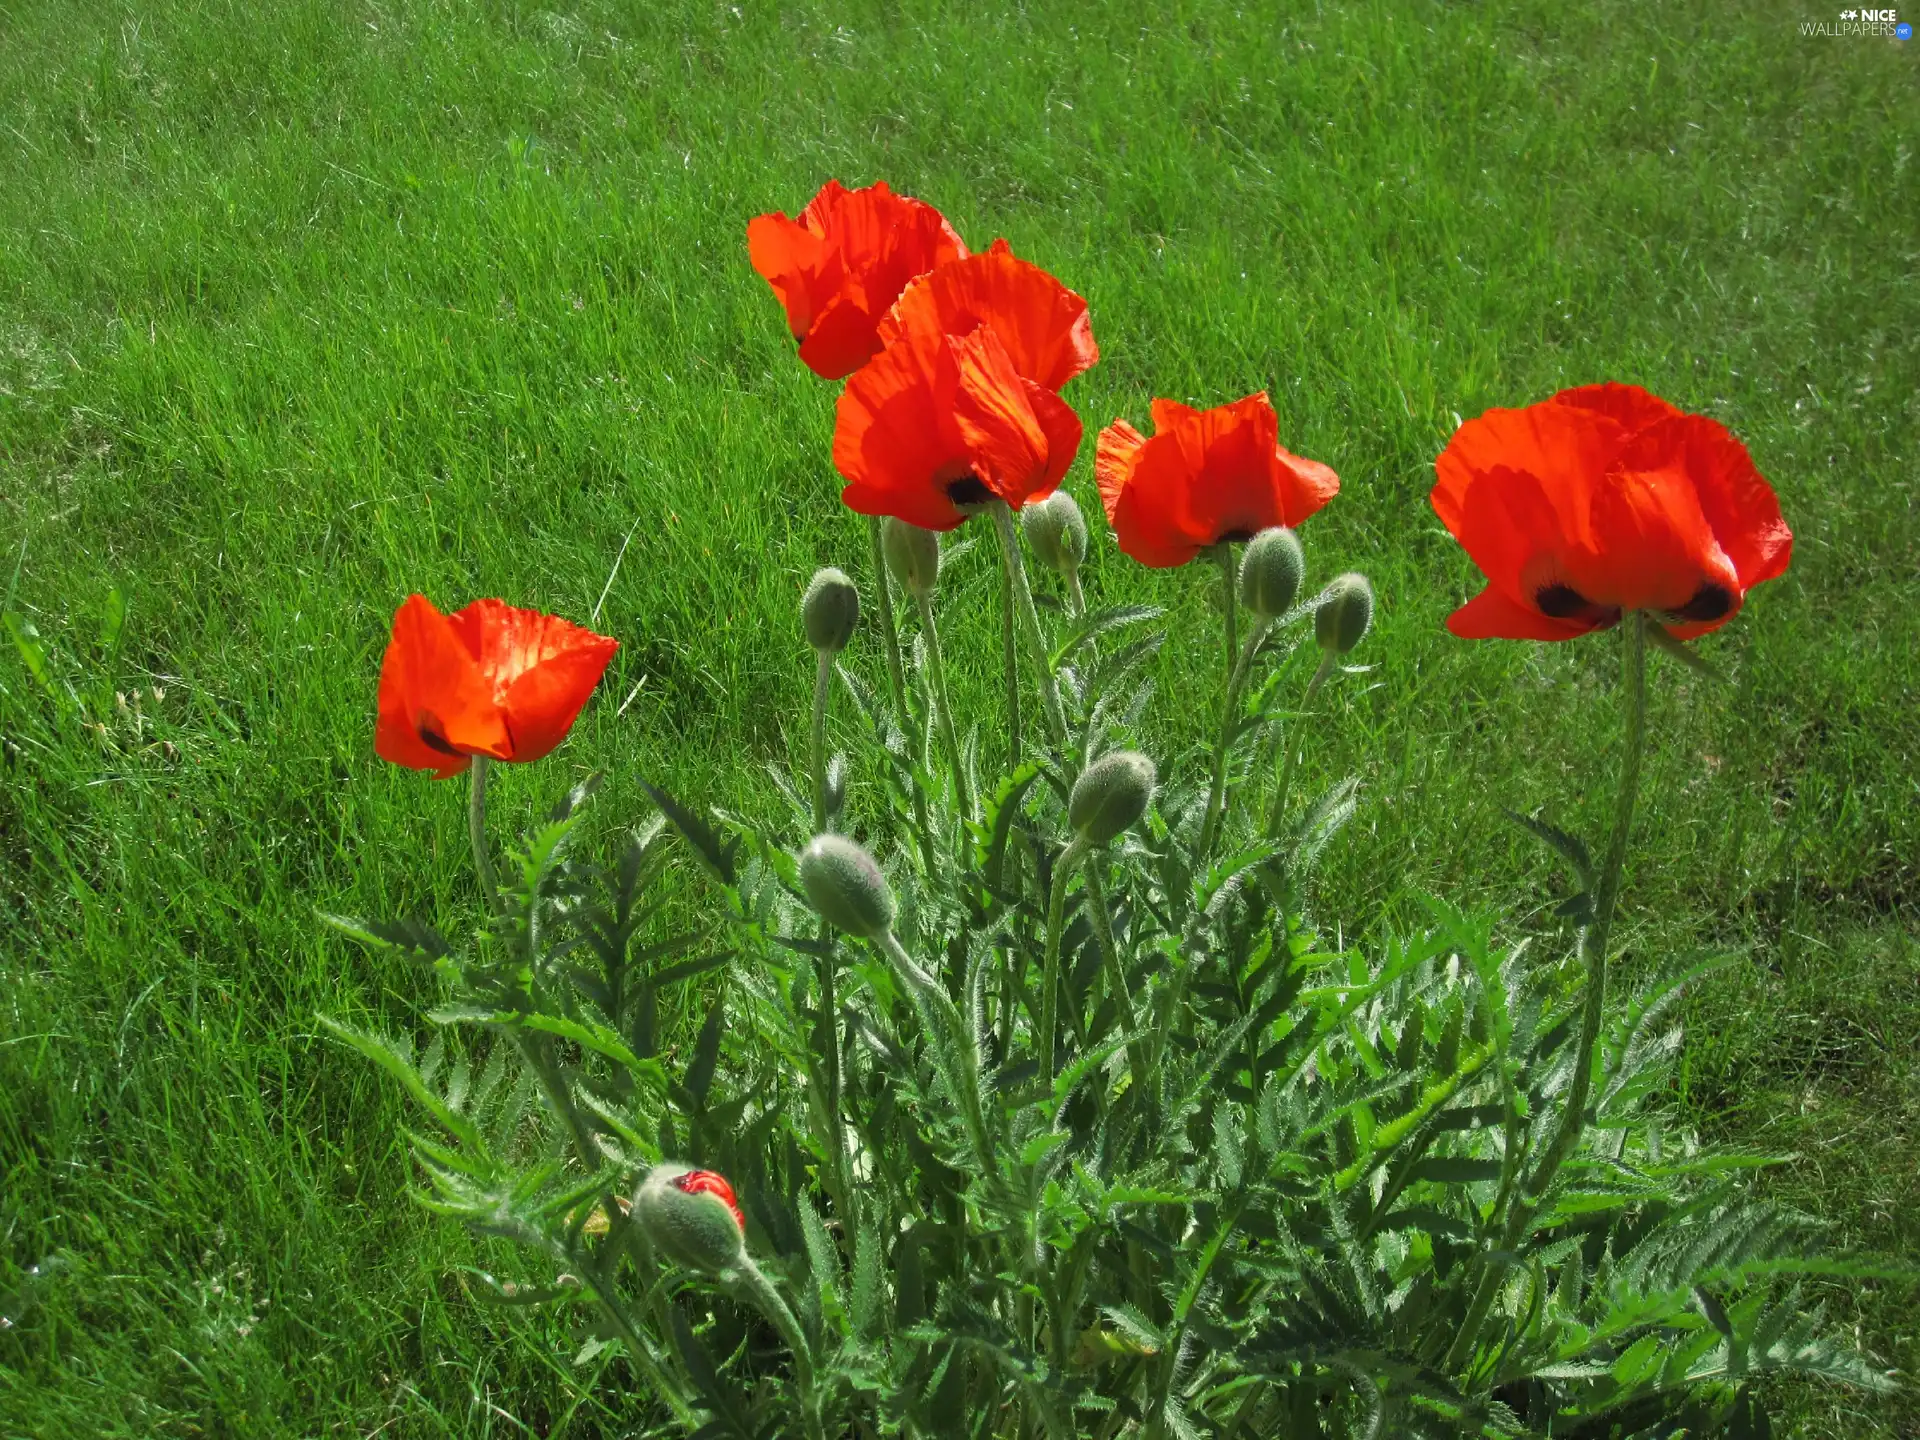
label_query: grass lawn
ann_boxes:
[2,0,1914,1434]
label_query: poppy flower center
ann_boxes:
[1666,583,1733,623]
[946,474,993,508]
[1218,528,1255,545]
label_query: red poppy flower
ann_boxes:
[747,179,968,380]
[375,595,618,778]
[832,320,1082,531]
[1431,383,1792,641]
[673,1169,745,1232]
[1094,392,1339,567]
[880,239,1097,393]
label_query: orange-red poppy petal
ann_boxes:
[1446,585,1598,641]
[1552,381,1684,434]
[447,599,619,764]
[748,180,967,381]
[1623,414,1792,595]
[1096,392,1339,567]
[834,327,973,531]
[951,325,1053,507]
[746,211,835,341]
[796,287,884,381]
[375,594,512,777]
[883,239,1097,392]
[1097,419,1203,568]
[1431,383,1791,643]
[1026,381,1084,498]
[835,322,1073,528]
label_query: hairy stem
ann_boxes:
[729,1258,823,1438]
[915,590,974,827]
[1001,535,1024,773]
[1082,859,1148,1098]
[991,502,1069,756]
[1446,610,1651,1378]
[468,755,502,917]
[867,513,912,749]
[811,648,832,833]
[1041,836,1092,1083]
[1197,615,1276,862]
[1523,607,1648,1203]
[1216,541,1239,676]
[877,929,993,1173]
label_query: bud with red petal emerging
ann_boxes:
[633,1163,746,1274]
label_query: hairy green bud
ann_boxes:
[1022,490,1088,575]
[802,567,860,653]
[633,1163,746,1274]
[1316,573,1374,656]
[881,517,941,599]
[1068,750,1157,846]
[1239,527,1306,619]
[798,833,895,939]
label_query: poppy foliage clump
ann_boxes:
[1095,391,1340,567]
[330,177,1889,1440]
[1432,382,1793,641]
[374,594,617,778]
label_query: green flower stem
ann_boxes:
[869,514,942,876]
[866,513,913,748]
[1215,541,1239,675]
[876,929,993,1174]
[811,649,832,833]
[1446,610,1651,1378]
[1041,835,1092,1082]
[468,755,502,918]
[1066,565,1087,620]
[1081,860,1145,1089]
[1197,615,1277,863]
[728,1257,823,1439]
[1000,537,1024,773]
[578,1256,699,1428]
[914,591,974,827]
[991,502,1069,757]
[1523,607,1648,1202]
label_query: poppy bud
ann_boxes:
[634,1163,746,1274]
[798,833,895,939]
[1022,490,1089,576]
[1316,573,1373,656]
[1068,750,1157,846]
[1238,527,1306,619]
[802,568,860,653]
[881,517,941,599]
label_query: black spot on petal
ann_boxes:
[1667,584,1733,623]
[1535,583,1591,619]
[946,475,992,508]
[416,713,462,757]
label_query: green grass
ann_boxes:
[1,0,1914,1433]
